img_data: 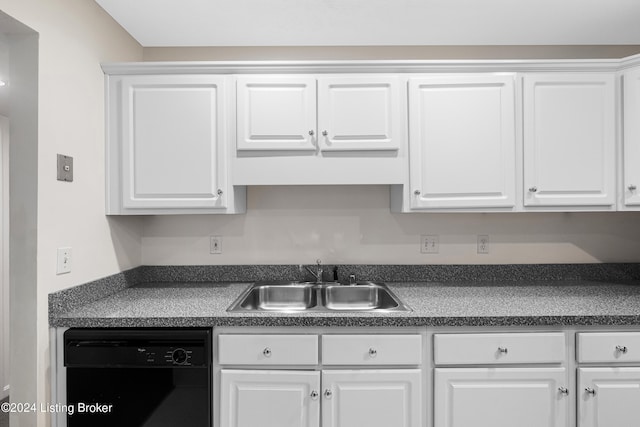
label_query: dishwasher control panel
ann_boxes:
[64,328,210,368]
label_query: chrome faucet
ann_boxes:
[304,259,324,283]
[348,273,357,286]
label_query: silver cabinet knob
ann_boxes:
[497,347,508,354]
[414,190,421,196]
[310,390,319,400]
[585,387,596,395]
[629,185,637,191]
[322,130,328,137]
[324,389,332,399]
[217,189,223,196]
[309,130,315,136]
[616,345,628,354]
[263,347,272,357]
[529,186,538,193]
[369,348,377,358]
[558,387,569,395]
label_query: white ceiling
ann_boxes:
[96,0,640,47]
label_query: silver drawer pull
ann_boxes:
[616,345,628,354]
[497,347,508,354]
[585,387,596,395]
[310,390,319,400]
[558,387,569,395]
[369,348,377,357]
[324,389,332,399]
[263,347,272,357]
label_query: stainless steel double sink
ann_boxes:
[227,281,410,313]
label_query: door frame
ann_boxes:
[0,114,9,400]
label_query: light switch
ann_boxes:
[57,247,72,274]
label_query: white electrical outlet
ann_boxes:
[210,236,222,254]
[57,247,72,274]
[420,235,439,254]
[477,235,490,254]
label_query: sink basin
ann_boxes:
[233,284,317,311]
[227,281,410,313]
[322,284,405,311]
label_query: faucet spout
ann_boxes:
[304,259,323,283]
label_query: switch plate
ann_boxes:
[477,235,490,254]
[420,235,439,254]
[210,236,222,254]
[57,247,72,274]
[57,154,73,182]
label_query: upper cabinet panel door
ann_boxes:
[236,76,317,151]
[408,75,516,209]
[523,73,616,208]
[317,76,401,151]
[623,67,640,207]
[120,75,228,209]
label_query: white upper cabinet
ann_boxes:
[523,73,616,209]
[233,74,405,185]
[408,75,516,210]
[622,66,640,208]
[106,74,245,214]
[236,76,317,151]
[317,76,401,152]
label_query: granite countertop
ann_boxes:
[50,280,640,328]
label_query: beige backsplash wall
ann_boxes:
[143,45,640,61]
[141,186,640,265]
[141,46,640,266]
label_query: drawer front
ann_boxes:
[218,334,318,365]
[578,332,640,363]
[434,333,566,365]
[322,334,422,365]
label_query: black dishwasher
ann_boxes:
[64,328,211,427]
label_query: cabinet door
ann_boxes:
[523,73,616,207]
[317,76,401,151]
[623,67,640,206]
[578,367,640,427]
[408,75,516,209]
[322,369,422,427]
[220,370,320,427]
[434,367,569,427]
[119,74,228,209]
[236,76,317,151]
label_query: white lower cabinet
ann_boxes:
[220,369,421,427]
[322,369,422,427]
[220,370,320,427]
[217,332,423,427]
[577,332,640,427]
[578,368,640,427]
[434,367,569,427]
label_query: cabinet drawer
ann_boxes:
[322,334,422,365]
[218,334,318,365]
[578,332,640,363]
[434,333,566,365]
